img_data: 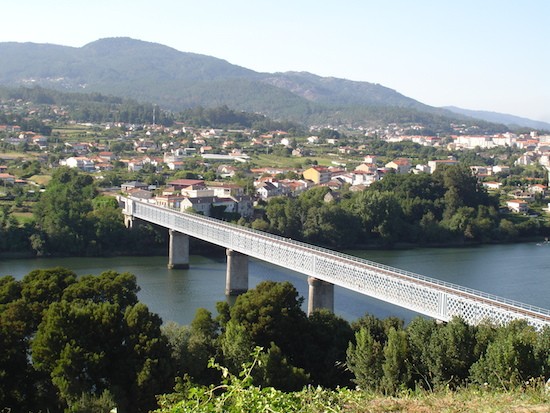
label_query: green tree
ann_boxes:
[89,195,128,253]
[303,309,353,388]
[184,308,220,384]
[406,317,438,389]
[220,319,255,375]
[382,327,411,394]
[426,318,477,387]
[29,269,173,413]
[252,343,309,392]
[469,320,541,389]
[34,167,97,254]
[346,327,384,391]
[229,281,308,364]
[343,190,405,244]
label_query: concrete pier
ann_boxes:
[225,249,248,295]
[307,276,334,315]
[168,230,190,269]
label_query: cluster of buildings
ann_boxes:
[122,179,254,218]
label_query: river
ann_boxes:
[1,242,548,326]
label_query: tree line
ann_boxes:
[0,167,166,257]
[253,164,550,247]
[1,270,548,412]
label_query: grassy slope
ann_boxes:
[157,383,550,413]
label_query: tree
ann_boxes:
[425,318,476,387]
[406,317,438,389]
[220,319,254,375]
[382,327,411,394]
[183,308,220,384]
[88,196,128,253]
[346,327,384,391]
[343,190,405,244]
[34,167,97,254]
[469,320,541,389]
[265,197,300,237]
[229,281,308,364]
[252,343,309,392]
[303,309,353,388]
[29,269,173,413]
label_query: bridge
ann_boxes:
[120,196,550,331]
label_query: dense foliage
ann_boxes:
[256,165,550,247]
[0,167,167,256]
[1,271,548,412]
[0,86,175,126]
[0,268,173,412]
[176,105,303,132]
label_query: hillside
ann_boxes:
[445,106,550,131]
[0,37,506,130]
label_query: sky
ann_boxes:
[2,0,549,123]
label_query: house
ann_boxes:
[506,199,529,213]
[127,188,153,200]
[98,151,116,161]
[61,156,95,172]
[492,165,511,175]
[385,158,411,174]
[121,181,149,193]
[428,159,458,173]
[470,166,490,176]
[482,181,502,191]
[363,155,378,164]
[0,173,16,185]
[166,161,184,170]
[528,184,547,196]
[207,182,245,197]
[168,179,206,190]
[32,135,48,149]
[180,196,215,215]
[154,195,188,209]
[303,166,331,185]
[355,163,378,174]
[515,154,535,166]
[128,159,144,172]
[255,181,281,200]
[217,164,238,178]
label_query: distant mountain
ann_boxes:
[0,37,510,131]
[444,106,550,131]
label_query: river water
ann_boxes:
[1,242,548,326]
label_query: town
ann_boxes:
[1,95,549,223]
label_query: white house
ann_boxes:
[506,199,529,213]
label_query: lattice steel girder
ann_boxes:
[121,197,550,330]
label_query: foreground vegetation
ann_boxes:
[1,267,548,412]
[155,358,550,413]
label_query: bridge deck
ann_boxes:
[122,197,550,330]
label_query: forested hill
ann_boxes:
[0,37,490,129]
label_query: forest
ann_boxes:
[0,87,302,132]
[1,268,548,412]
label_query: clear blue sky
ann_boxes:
[2,0,549,123]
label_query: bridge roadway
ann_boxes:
[121,197,550,331]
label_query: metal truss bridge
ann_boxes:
[121,197,550,330]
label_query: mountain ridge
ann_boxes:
[0,37,541,131]
[444,106,550,131]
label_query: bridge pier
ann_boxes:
[225,249,248,295]
[168,230,190,269]
[307,276,334,315]
[123,214,134,228]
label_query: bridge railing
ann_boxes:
[122,197,550,328]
